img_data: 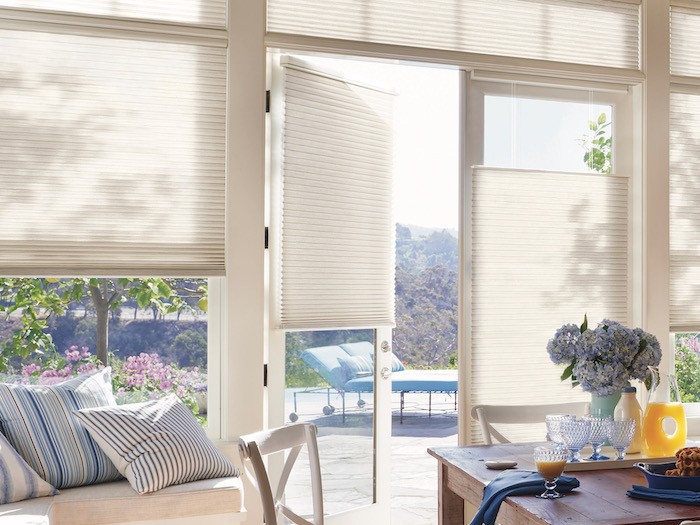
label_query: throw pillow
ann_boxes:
[75,394,240,494]
[0,431,57,504]
[0,367,122,489]
[338,354,374,382]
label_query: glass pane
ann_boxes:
[285,329,375,515]
[484,95,613,173]
[0,278,209,425]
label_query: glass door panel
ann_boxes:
[284,329,376,515]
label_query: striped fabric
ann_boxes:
[75,394,240,494]
[338,354,374,381]
[0,431,57,504]
[0,368,121,489]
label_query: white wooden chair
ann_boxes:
[239,423,324,525]
[471,402,590,444]
[680,521,700,524]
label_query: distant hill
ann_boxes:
[401,224,457,240]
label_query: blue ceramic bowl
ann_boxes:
[635,462,700,491]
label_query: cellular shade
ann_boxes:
[0,29,226,276]
[470,167,628,442]
[670,90,700,331]
[276,60,395,329]
[671,5,700,77]
[0,0,226,27]
[267,0,640,70]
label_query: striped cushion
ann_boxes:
[338,354,373,381]
[0,431,57,504]
[75,394,240,494]
[0,367,121,489]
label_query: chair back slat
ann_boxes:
[471,402,590,444]
[239,423,324,525]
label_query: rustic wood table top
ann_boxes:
[428,443,700,525]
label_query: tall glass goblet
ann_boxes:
[608,419,636,460]
[545,414,574,448]
[584,416,612,460]
[561,417,592,462]
[534,445,569,499]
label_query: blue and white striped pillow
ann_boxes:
[0,431,57,504]
[0,367,122,489]
[75,394,240,494]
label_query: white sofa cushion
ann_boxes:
[0,477,243,525]
[49,477,243,525]
[0,368,121,489]
[0,431,57,504]
[75,394,240,494]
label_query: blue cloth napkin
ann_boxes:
[469,470,579,525]
[627,485,700,505]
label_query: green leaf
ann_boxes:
[589,121,598,131]
[598,113,607,125]
[580,314,588,333]
[561,363,574,381]
[198,297,208,312]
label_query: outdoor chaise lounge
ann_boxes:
[294,341,458,423]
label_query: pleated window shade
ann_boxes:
[671,5,700,78]
[669,91,700,331]
[470,167,628,442]
[276,61,395,329]
[267,0,640,70]
[0,0,226,27]
[0,28,226,276]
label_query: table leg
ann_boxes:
[438,463,463,525]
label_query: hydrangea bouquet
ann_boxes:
[547,316,662,396]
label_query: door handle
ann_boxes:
[380,366,391,380]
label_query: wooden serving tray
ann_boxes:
[562,446,674,472]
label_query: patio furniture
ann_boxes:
[238,423,323,525]
[470,401,590,444]
[295,342,458,423]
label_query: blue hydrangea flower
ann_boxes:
[546,324,581,364]
[548,317,662,396]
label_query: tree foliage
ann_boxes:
[0,278,206,371]
[581,112,612,174]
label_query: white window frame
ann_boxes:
[461,77,639,443]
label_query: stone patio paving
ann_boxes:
[285,389,458,524]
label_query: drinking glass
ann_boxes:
[608,419,636,460]
[545,414,574,447]
[584,416,611,460]
[561,417,592,462]
[533,445,569,499]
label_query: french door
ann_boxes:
[267,54,394,524]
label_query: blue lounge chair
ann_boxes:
[293,341,458,423]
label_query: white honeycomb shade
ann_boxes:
[672,6,700,77]
[277,62,395,329]
[267,0,640,70]
[0,29,226,276]
[670,91,700,331]
[0,0,226,27]
[470,167,628,443]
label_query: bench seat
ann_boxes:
[0,477,244,525]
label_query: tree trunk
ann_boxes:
[89,283,110,365]
[95,304,109,365]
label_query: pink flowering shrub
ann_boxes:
[18,346,207,416]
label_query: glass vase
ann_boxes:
[590,391,621,419]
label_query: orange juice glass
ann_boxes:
[642,402,686,457]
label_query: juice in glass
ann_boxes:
[642,402,686,457]
[536,460,567,481]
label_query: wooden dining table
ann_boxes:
[428,443,700,525]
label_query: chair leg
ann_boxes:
[429,392,432,418]
[400,392,404,424]
[342,391,346,424]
